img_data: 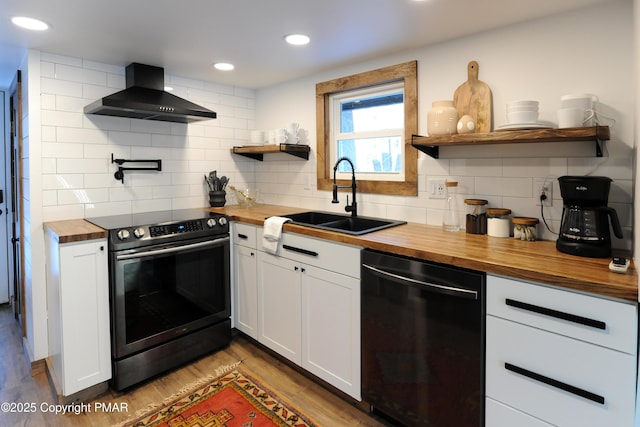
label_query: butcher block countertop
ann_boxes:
[214,204,638,302]
[43,204,638,302]
[44,219,108,243]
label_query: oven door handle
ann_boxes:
[116,237,229,260]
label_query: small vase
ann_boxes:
[209,190,226,207]
[428,100,459,135]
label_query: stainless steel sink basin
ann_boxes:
[283,211,406,235]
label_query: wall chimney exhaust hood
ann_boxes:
[84,63,217,123]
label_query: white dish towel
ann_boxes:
[262,216,291,255]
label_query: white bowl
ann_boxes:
[508,100,539,107]
[507,110,539,124]
[507,106,539,112]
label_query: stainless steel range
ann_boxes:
[86,209,231,391]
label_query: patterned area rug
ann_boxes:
[114,367,316,427]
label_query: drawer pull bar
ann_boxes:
[505,298,606,330]
[504,362,605,405]
[237,233,248,239]
[282,244,318,257]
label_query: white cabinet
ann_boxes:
[232,223,259,339]
[253,229,361,400]
[45,235,111,399]
[301,263,360,400]
[257,251,302,363]
[485,274,638,427]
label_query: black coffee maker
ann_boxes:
[556,176,623,258]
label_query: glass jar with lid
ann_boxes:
[513,217,539,241]
[464,199,488,234]
[487,208,511,238]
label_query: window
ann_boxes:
[316,61,417,196]
[331,83,404,180]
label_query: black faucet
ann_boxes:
[332,157,357,217]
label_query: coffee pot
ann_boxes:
[556,176,623,258]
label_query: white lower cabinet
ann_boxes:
[232,223,259,339]
[249,229,361,400]
[257,252,302,364]
[45,235,111,398]
[486,274,638,427]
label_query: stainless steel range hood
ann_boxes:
[84,63,217,123]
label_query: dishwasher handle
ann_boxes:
[362,263,478,300]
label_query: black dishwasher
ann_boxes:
[361,249,485,427]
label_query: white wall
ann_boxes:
[255,0,634,250]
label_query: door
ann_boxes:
[8,71,24,324]
[257,251,301,364]
[0,90,7,304]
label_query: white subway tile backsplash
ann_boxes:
[42,174,84,190]
[58,188,109,205]
[54,64,107,86]
[132,198,172,213]
[41,110,84,128]
[41,77,83,97]
[42,142,84,158]
[57,127,108,144]
[109,131,151,146]
[109,186,153,202]
[57,158,108,174]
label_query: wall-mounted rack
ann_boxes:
[111,154,162,184]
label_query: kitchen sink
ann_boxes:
[283,211,406,235]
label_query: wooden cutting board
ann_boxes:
[453,61,492,133]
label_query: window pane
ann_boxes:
[340,93,404,133]
[337,136,403,173]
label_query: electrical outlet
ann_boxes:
[534,178,553,207]
[428,179,446,199]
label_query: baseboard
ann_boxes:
[21,337,46,377]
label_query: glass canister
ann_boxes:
[464,199,488,234]
[512,217,539,241]
[487,208,511,238]
[442,181,461,232]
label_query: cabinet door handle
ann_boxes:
[282,244,318,257]
[237,233,248,239]
[505,298,606,330]
[504,362,605,405]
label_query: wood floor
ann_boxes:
[0,304,386,426]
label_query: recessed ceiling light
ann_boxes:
[11,16,49,31]
[214,62,235,71]
[284,34,310,46]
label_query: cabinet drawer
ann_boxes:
[233,222,258,248]
[276,232,361,278]
[486,316,636,427]
[486,398,553,427]
[487,275,637,354]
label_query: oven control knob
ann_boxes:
[117,229,130,240]
[133,227,146,239]
[218,217,228,227]
[207,218,217,228]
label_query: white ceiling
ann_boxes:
[1,0,614,89]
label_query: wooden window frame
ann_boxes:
[315,60,418,196]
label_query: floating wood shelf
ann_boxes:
[231,144,310,161]
[411,126,610,159]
